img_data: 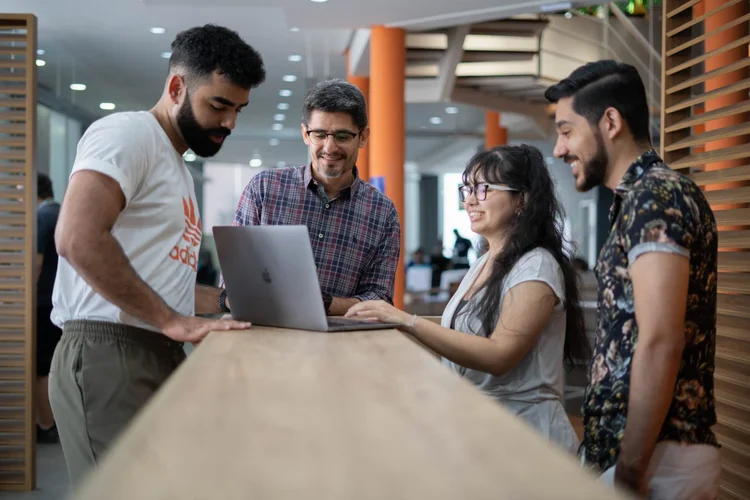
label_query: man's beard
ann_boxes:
[567,129,608,192]
[176,93,231,158]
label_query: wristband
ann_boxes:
[322,292,333,314]
[408,314,419,335]
[219,288,230,313]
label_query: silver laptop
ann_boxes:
[213,225,402,332]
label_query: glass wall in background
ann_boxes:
[36,103,83,202]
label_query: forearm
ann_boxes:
[64,232,176,328]
[329,297,360,316]
[195,284,222,315]
[619,333,684,472]
[410,317,508,375]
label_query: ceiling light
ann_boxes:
[290,27,300,32]
[274,114,285,121]
[311,0,328,2]
[99,102,116,110]
[430,116,442,125]
[288,55,302,62]
[249,158,262,168]
[35,59,45,67]
[272,123,284,131]
[564,11,573,19]
[161,52,172,59]
[70,83,86,91]
[36,49,45,55]
[277,103,289,110]
[282,75,297,82]
[279,89,292,97]
[269,138,280,146]
[445,106,459,114]
[150,27,166,34]
[184,152,197,162]
[277,161,287,168]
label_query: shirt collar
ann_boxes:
[614,149,662,197]
[608,149,661,225]
[303,163,362,200]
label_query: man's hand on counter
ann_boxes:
[160,314,252,344]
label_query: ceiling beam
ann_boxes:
[405,78,441,103]
[450,86,552,138]
[436,24,470,102]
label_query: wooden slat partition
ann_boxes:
[661,2,749,499]
[0,13,36,492]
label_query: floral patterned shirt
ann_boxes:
[582,150,719,473]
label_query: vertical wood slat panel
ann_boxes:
[0,13,35,493]
[661,2,750,499]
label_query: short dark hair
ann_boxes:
[544,60,651,143]
[38,172,53,199]
[302,79,367,130]
[170,24,266,90]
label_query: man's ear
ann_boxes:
[167,74,188,106]
[600,106,624,141]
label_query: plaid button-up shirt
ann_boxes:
[227,165,401,303]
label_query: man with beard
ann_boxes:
[228,80,400,314]
[49,24,264,486]
[545,60,719,499]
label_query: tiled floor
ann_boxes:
[4,443,70,500]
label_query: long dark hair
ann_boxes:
[462,144,589,367]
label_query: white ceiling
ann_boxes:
[8,0,557,168]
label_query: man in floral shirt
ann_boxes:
[545,60,720,499]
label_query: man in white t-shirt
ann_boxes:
[48,24,265,487]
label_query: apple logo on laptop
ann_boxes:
[261,268,272,284]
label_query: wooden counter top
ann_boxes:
[74,327,628,500]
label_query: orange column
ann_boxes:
[702,0,749,213]
[485,111,508,150]
[346,51,370,182]
[370,26,406,309]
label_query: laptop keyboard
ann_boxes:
[327,317,370,326]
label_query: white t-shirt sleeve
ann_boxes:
[501,248,565,305]
[71,114,151,205]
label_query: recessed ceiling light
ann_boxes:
[269,138,280,146]
[35,59,45,67]
[282,75,297,82]
[430,116,442,125]
[272,123,284,131]
[311,0,328,3]
[184,152,197,162]
[274,114,286,121]
[249,158,262,168]
[161,52,172,59]
[445,106,459,114]
[288,55,302,62]
[279,89,292,97]
[290,27,300,32]
[36,49,45,55]
[70,83,86,91]
[150,27,166,34]
[277,103,289,110]
[99,102,116,110]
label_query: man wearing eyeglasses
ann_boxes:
[226,79,400,315]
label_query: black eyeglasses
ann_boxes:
[306,129,360,146]
[458,183,518,202]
